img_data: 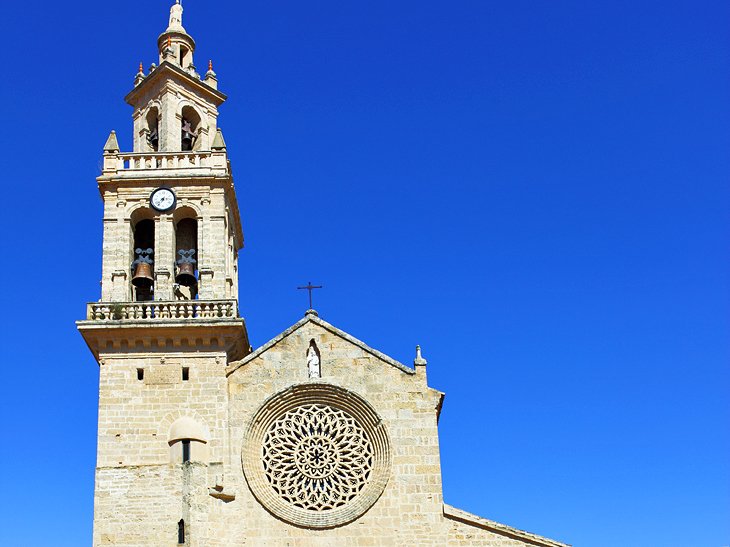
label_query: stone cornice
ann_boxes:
[78,317,250,362]
[125,61,226,107]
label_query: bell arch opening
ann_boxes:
[145,107,160,151]
[131,211,155,301]
[173,207,198,299]
[180,105,202,151]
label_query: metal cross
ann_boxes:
[297,281,323,309]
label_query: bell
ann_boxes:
[181,118,197,151]
[132,261,154,288]
[148,127,159,150]
[176,262,197,287]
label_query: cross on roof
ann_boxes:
[297,281,323,310]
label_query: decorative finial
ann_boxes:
[211,129,226,150]
[134,62,146,86]
[103,130,120,153]
[205,59,218,87]
[414,345,427,366]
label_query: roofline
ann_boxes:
[443,504,570,547]
[226,313,415,376]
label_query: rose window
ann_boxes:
[262,404,373,511]
[243,384,391,528]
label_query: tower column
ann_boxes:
[155,215,175,300]
[101,200,133,302]
[198,190,228,299]
[159,89,179,153]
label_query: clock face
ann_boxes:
[150,188,176,212]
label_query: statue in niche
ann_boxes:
[306,341,321,379]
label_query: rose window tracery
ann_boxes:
[242,383,391,528]
[262,404,373,511]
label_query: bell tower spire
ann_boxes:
[78,6,249,540]
[126,0,222,154]
[82,0,242,304]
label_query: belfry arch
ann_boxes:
[130,208,155,301]
[173,206,199,297]
[180,104,204,151]
[145,106,160,151]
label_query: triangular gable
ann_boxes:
[226,312,415,376]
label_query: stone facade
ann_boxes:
[78,3,569,546]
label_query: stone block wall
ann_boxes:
[91,317,567,547]
[93,350,228,546]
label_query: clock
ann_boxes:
[150,187,176,212]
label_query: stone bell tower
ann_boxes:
[77,2,250,544]
[76,3,571,547]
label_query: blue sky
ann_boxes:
[0,1,727,545]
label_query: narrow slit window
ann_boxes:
[137,368,144,381]
[182,367,190,381]
[177,519,185,544]
[182,439,191,463]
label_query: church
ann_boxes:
[78,3,569,546]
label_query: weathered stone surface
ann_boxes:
[89,313,568,546]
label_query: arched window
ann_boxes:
[180,45,191,68]
[146,107,159,151]
[180,106,201,151]
[174,208,199,299]
[177,519,185,544]
[131,216,155,301]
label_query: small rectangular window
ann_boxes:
[182,367,190,381]
[178,519,185,544]
[182,439,191,463]
[137,368,144,381]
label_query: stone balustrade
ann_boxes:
[87,299,239,321]
[102,151,228,176]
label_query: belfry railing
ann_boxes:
[86,299,238,321]
[102,151,229,176]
